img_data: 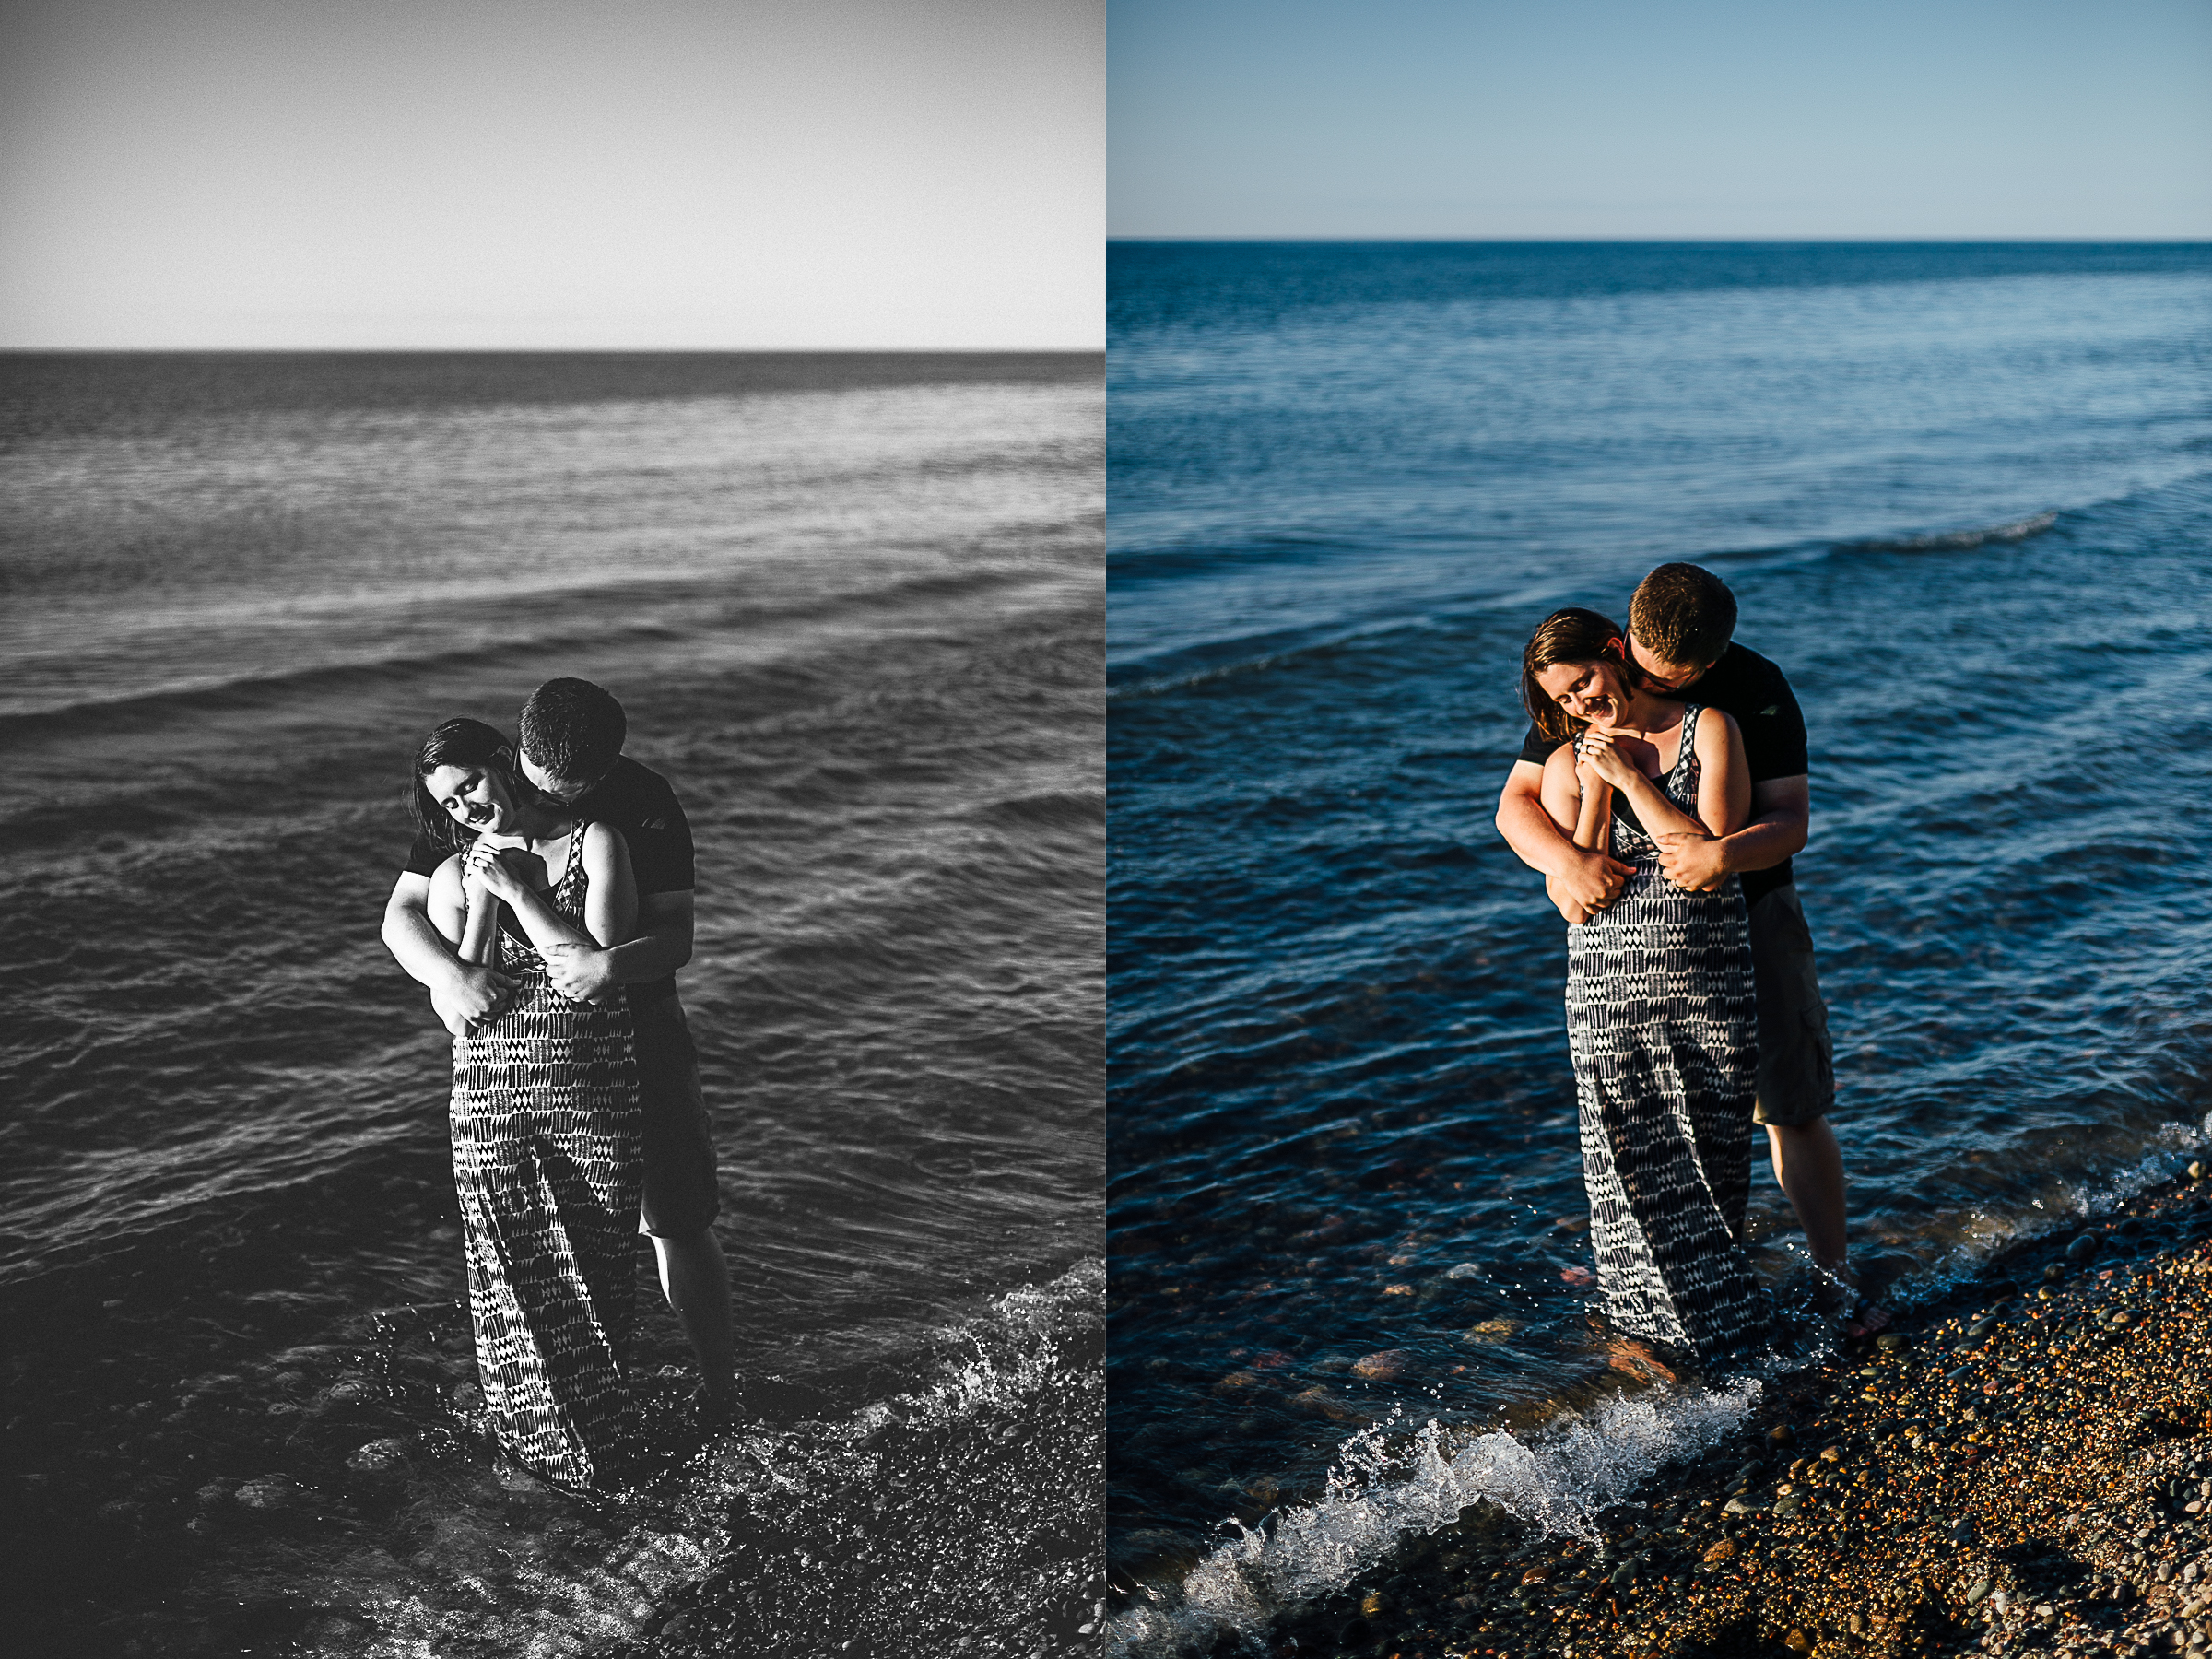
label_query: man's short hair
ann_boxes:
[519,678,627,784]
[1628,563,1736,669]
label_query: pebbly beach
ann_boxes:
[1249,1167,2212,1659]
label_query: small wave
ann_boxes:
[1108,1377,1759,1657]
[1845,509,2059,555]
[243,1259,1103,1658]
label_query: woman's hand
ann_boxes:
[462,840,528,901]
[1576,728,1639,791]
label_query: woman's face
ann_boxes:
[1535,657,1631,727]
[422,759,517,836]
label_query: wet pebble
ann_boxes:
[345,1437,411,1474]
[1351,1350,1409,1382]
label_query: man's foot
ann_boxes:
[1841,1293,1894,1341]
[696,1382,743,1431]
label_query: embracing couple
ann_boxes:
[1496,564,1885,1371]
[379,678,735,1488]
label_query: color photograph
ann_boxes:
[0,4,1102,1655]
[1105,4,2212,1655]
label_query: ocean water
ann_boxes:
[0,352,1104,1657]
[1104,242,2212,1650]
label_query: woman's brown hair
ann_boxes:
[1520,607,1644,744]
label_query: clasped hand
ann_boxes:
[1653,830,1730,893]
[461,839,531,901]
[540,940,622,1006]
[1573,727,1639,791]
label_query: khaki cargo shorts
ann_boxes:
[1747,884,1836,1129]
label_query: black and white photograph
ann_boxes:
[0,3,1103,1654]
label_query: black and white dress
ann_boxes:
[450,829,642,1487]
[1566,706,1769,1365]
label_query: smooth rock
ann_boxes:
[1352,1349,1410,1382]
[233,1477,299,1510]
[346,1438,411,1474]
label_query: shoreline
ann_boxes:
[1237,1166,2212,1659]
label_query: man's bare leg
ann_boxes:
[1765,1116,1846,1270]
[650,1229,738,1412]
[1765,1116,1888,1335]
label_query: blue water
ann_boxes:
[1105,242,2212,1650]
[0,352,1104,1657]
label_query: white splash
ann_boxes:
[1109,1377,1760,1657]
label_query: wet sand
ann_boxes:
[1264,1170,2212,1659]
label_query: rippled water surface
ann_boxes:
[1104,242,2212,1652]
[0,351,1103,1656]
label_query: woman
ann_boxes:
[411,717,643,1487]
[1523,608,1771,1368]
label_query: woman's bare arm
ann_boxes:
[1580,716,1710,841]
[427,856,470,947]
[1537,743,1583,836]
[465,837,597,958]
[1692,706,1752,839]
[580,824,637,949]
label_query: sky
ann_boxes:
[1111,0,2212,240]
[0,0,1103,348]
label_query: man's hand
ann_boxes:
[1545,849,1636,924]
[542,940,622,1006]
[430,962,515,1036]
[1654,831,1730,892]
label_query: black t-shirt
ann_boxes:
[1517,641,1806,904]
[406,755,695,997]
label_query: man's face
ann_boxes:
[1625,631,1715,695]
[519,751,606,806]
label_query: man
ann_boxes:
[382,677,741,1414]
[1494,563,1886,1336]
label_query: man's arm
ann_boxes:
[380,871,514,1035]
[1495,760,1634,925]
[541,889,693,1004]
[1653,774,1809,892]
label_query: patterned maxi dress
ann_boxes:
[1566,706,1771,1366]
[450,829,642,1488]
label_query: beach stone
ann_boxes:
[2070,1234,2103,1265]
[1352,1349,1410,1382]
[233,1477,299,1510]
[325,1379,375,1406]
[1877,1333,1909,1352]
[1288,1386,1364,1424]
[1702,1537,1737,1564]
[1444,1262,1484,1280]
[346,1437,411,1475]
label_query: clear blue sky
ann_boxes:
[2,0,1102,348]
[1110,0,2212,239]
